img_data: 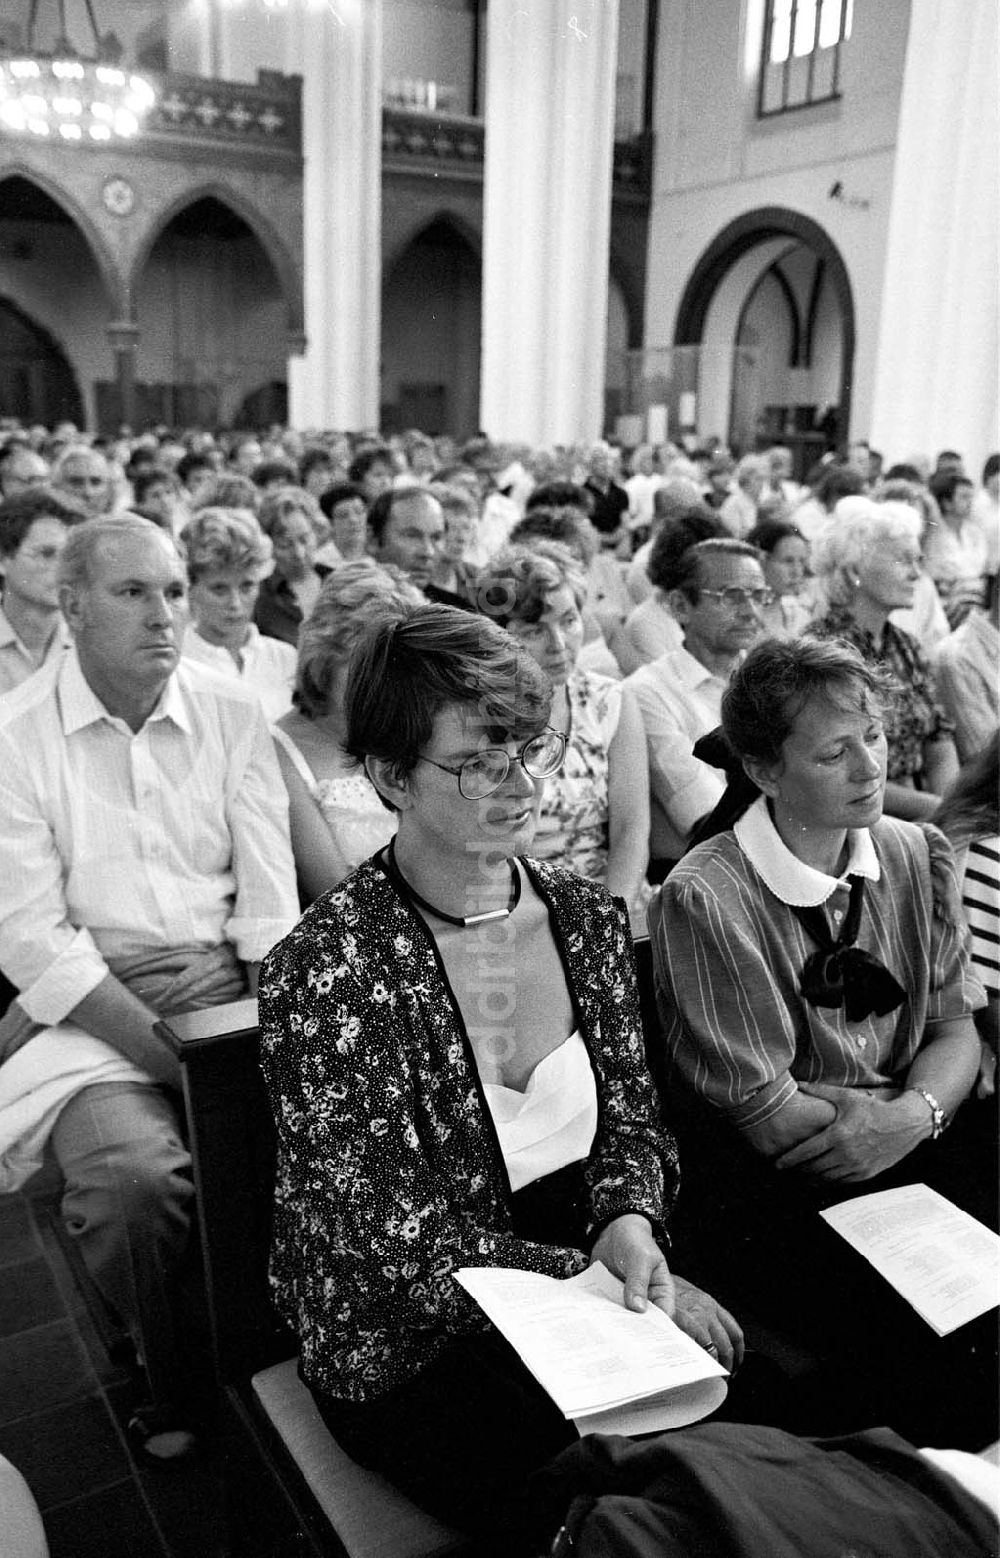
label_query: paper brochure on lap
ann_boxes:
[820,1184,1000,1336]
[455,1262,728,1436]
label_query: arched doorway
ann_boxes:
[134,196,288,428]
[674,209,854,467]
[381,219,481,438]
[0,175,113,429]
[0,296,83,427]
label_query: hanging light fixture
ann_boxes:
[0,1,156,143]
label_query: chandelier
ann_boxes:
[0,1,156,143]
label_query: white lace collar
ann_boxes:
[733,794,880,907]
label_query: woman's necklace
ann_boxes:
[386,839,521,927]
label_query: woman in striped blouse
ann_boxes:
[649,636,996,1449]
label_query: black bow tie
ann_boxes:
[791,876,906,1024]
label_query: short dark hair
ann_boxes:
[928,470,973,509]
[814,464,865,508]
[744,519,806,556]
[367,485,440,544]
[176,451,214,487]
[348,445,394,484]
[252,459,298,490]
[883,463,924,483]
[673,538,761,600]
[299,446,334,483]
[0,487,87,558]
[344,604,552,805]
[981,453,1000,484]
[508,507,599,569]
[722,637,894,767]
[525,481,593,515]
[131,466,178,505]
[319,482,366,520]
[647,507,726,591]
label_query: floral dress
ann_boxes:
[807,605,955,784]
[532,667,622,882]
[258,856,678,1403]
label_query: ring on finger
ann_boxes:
[703,1342,718,1354]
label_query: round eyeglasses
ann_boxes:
[417,728,567,800]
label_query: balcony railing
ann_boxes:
[143,69,301,156]
[382,107,652,200]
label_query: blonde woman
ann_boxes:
[476,543,650,913]
[180,506,296,721]
[272,560,422,900]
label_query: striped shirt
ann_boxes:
[650,807,985,1131]
[963,837,1000,994]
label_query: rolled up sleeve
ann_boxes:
[0,756,110,1023]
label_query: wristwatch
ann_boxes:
[909,1086,948,1140]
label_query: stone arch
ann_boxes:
[0,293,84,426]
[383,209,482,281]
[382,215,482,437]
[128,182,303,334]
[0,166,123,315]
[673,206,855,443]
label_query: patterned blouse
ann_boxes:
[258,856,678,1402]
[531,668,622,883]
[807,605,955,784]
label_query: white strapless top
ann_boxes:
[482,1030,598,1192]
[271,724,396,870]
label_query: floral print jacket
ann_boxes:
[258,855,678,1402]
[808,606,955,783]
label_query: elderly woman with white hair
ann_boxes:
[808,499,959,820]
[180,506,297,721]
[720,454,768,540]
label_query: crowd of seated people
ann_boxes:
[0,415,997,1545]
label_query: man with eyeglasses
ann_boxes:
[0,487,86,697]
[625,539,769,879]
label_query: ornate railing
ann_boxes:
[143,68,302,156]
[382,108,652,200]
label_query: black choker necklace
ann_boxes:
[387,840,521,927]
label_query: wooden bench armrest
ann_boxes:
[156,997,259,1056]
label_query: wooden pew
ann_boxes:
[158,999,467,1558]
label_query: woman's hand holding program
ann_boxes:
[589,1215,744,1372]
[589,1213,675,1317]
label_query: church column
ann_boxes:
[869,0,998,472]
[284,2,383,431]
[106,321,140,432]
[480,0,620,446]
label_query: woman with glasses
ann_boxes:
[259,604,741,1556]
[476,542,651,914]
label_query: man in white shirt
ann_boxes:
[932,571,1000,762]
[0,487,85,697]
[626,540,768,874]
[0,516,298,1461]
